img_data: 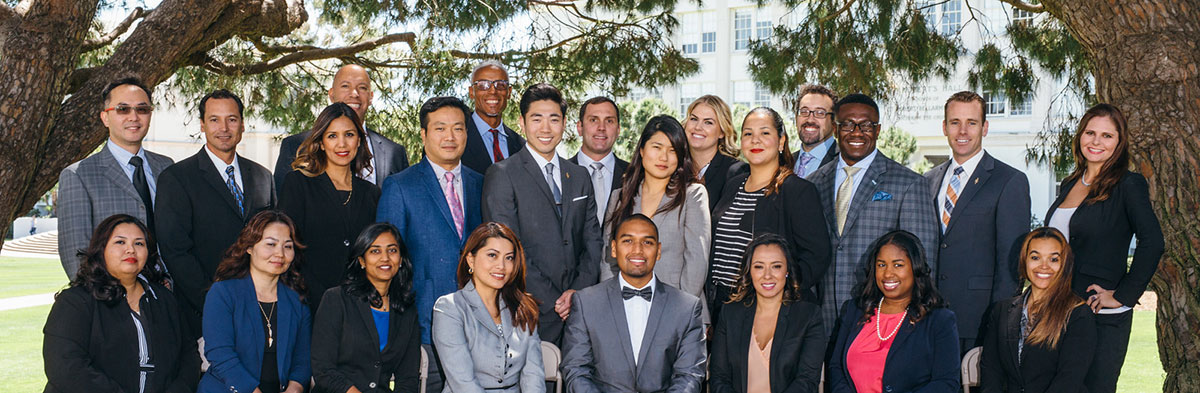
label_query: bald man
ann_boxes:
[274,64,409,190]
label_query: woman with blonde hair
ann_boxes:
[684,95,747,211]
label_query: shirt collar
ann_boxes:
[803,136,835,159]
[428,160,463,180]
[204,145,239,174]
[951,149,985,176]
[526,147,560,171]
[838,148,878,172]
[473,112,504,137]
[106,139,146,166]
[576,151,616,170]
[618,273,656,291]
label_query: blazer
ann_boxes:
[981,296,1097,393]
[600,183,710,303]
[561,278,707,393]
[702,153,749,212]
[810,153,939,335]
[43,282,199,393]
[156,148,277,339]
[1044,171,1164,306]
[312,287,421,393]
[568,153,630,191]
[431,282,545,393]
[791,142,839,176]
[481,148,603,343]
[709,300,826,393]
[57,146,174,278]
[462,118,525,175]
[376,159,484,345]
[279,170,381,311]
[828,301,960,393]
[199,276,312,393]
[923,152,1030,345]
[273,127,410,191]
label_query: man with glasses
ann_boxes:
[462,60,526,175]
[791,84,840,179]
[808,93,939,336]
[57,77,176,280]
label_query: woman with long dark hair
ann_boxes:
[432,222,545,392]
[684,95,747,211]
[1043,103,1162,393]
[199,210,311,393]
[43,214,198,392]
[312,222,421,392]
[982,227,1097,393]
[828,230,959,393]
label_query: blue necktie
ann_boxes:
[225,165,244,214]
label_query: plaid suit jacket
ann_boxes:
[57,146,173,278]
[810,152,939,336]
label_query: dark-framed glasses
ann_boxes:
[797,108,832,119]
[837,120,880,134]
[472,79,511,91]
[103,104,153,115]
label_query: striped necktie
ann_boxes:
[942,166,964,230]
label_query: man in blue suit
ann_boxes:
[376,96,483,393]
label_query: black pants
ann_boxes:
[1086,310,1134,393]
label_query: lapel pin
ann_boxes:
[565,172,570,179]
[974,178,979,184]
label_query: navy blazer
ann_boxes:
[829,300,960,393]
[981,297,1096,393]
[376,159,484,345]
[199,276,312,393]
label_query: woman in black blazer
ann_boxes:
[313,222,421,393]
[281,103,382,312]
[706,107,831,324]
[683,94,748,211]
[1043,104,1162,393]
[710,234,825,393]
[43,214,198,392]
[982,227,1097,393]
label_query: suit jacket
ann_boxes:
[273,127,410,191]
[923,152,1029,345]
[430,282,545,393]
[1044,171,1164,306]
[57,146,174,278]
[199,276,312,393]
[791,142,839,178]
[376,159,484,345]
[568,153,630,191]
[462,119,525,175]
[481,148,602,343]
[43,282,199,393]
[702,153,748,212]
[828,301,960,393]
[810,153,939,335]
[708,300,825,393]
[600,183,710,302]
[981,296,1096,393]
[156,148,277,339]
[561,278,707,393]
[312,287,421,393]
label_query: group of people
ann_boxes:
[44,58,1162,393]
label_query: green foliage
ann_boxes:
[877,126,918,166]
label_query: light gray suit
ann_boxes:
[561,278,706,393]
[57,145,173,278]
[431,282,545,393]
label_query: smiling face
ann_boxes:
[684,103,723,153]
[247,222,296,278]
[520,99,564,160]
[748,244,788,300]
[578,101,620,158]
[836,103,880,166]
[1079,115,1119,166]
[796,93,835,147]
[201,98,244,158]
[611,218,661,283]
[640,131,678,181]
[328,65,374,120]
[421,106,468,169]
[1024,237,1064,292]
[874,243,914,306]
[468,66,511,121]
[361,231,401,287]
[466,237,516,291]
[740,112,785,167]
[103,223,149,284]
[321,116,360,169]
[943,100,988,163]
[101,84,153,152]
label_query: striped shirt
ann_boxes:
[710,183,764,287]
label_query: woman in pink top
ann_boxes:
[828,230,960,393]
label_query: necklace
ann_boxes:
[1081,176,1092,187]
[342,187,353,205]
[258,301,276,347]
[875,297,907,341]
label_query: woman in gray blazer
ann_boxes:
[432,222,546,393]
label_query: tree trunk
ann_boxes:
[1045,0,1200,391]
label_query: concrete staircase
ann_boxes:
[2,231,58,259]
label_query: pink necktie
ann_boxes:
[444,172,465,237]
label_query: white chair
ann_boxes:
[541,341,563,393]
[420,346,430,393]
[820,364,825,393]
[961,346,983,393]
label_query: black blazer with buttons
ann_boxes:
[312,287,421,393]
[463,118,525,175]
[981,297,1096,393]
[709,299,826,393]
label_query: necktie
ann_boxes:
[797,152,815,177]
[835,166,861,235]
[942,166,964,230]
[490,129,505,163]
[545,162,562,216]
[621,286,653,301]
[589,162,607,224]
[444,171,465,237]
[225,165,244,215]
[129,156,155,231]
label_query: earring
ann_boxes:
[468,267,474,274]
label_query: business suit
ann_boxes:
[791,142,839,177]
[981,297,1096,393]
[273,127,410,191]
[312,287,421,393]
[923,152,1030,349]
[810,152,939,336]
[57,145,173,278]
[431,282,545,393]
[561,278,707,393]
[463,118,525,175]
[156,148,277,339]
[568,153,630,191]
[43,282,199,393]
[828,301,960,393]
[600,183,710,302]
[481,148,602,343]
[709,300,826,393]
[199,276,312,393]
[702,153,748,211]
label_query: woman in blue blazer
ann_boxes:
[828,230,959,393]
[200,210,312,393]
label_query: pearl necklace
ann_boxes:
[875,297,907,341]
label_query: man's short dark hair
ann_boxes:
[833,93,880,119]
[419,96,472,130]
[794,84,838,113]
[944,90,988,123]
[518,83,567,118]
[616,213,659,239]
[101,77,152,105]
[578,96,621,124]
[198,89,245,120]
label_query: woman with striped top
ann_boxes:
[707,107,832,325]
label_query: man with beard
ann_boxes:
[462,60,526,174]
[792,84,840,179]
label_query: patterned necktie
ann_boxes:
[835,166,861,235]
[128,156,154,231]
[545,162,562,216]
[589,162,607,224]
[942,166,965,230]
[490,129,505,163]
[444,171,465,237]
[621,286,653,301]
[797,152,815,177]
[225,165,244,215]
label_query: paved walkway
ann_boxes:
[0,292,55,312]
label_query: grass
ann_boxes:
[1119,310,1165,392]
[0,256,68,298]
[0,305,50,392]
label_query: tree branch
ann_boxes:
[195,32,418,76]
[996,0,1045,13]
[80,7,151,52]
[819,0,858,24]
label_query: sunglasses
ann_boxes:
[103,104,154,115]
[472,79,511,91]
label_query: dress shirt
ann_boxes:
[429,162,465,210]
[526,148,563,192]
[576,152,616,220]
[795,137,835,177]
[204,146,243,190]
[834,149,879,207]
[1048,207,1077,240]
[106,139,158,199]
[618,274,656,365]
[473,113,510,162]
[937,149,984,223]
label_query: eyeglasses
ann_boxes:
[837,121,880,134]
[797,108,832,119]
[472,79,511,91]
[103,104,153,115]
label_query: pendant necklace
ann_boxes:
[259,301,276,347]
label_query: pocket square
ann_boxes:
[572,195,588,202]
[872,191,893,201]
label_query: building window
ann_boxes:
[1010,95,1033,116]
[756,20,773,40]
[1012,2,1037,26]
[680,84,702,119]
[683,43,698,54]
[702,32,717,53]
[734,11,752,50]
[940,0,961,35]
[984,92,1007,116]
[754,85,771,108]
[732,81,754,108]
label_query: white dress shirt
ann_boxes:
[576,152,616,222]
[106,139,158,199]
[834,149,879,205]
[204,145,243,191]
[526,148,563,192]
[429,162,465,209]
[618,274,656,365]
[937,149,985,227]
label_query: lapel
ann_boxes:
[354,295,382,353]
[811,165,837,236]
[635,281,668,376]
[731,303,754,390]
[238,277,266,367]
[196,149,246,218]
[504,124,524,153]
[882,312,918,374]
[367,129,389,178]
[99,149,144,201]
[927,161,949,200]
[558,161,574,228]
[274,281,294,376]
[464,283,505,337]
[768,302,793,386]
[464,120,488,166]
[1003,297,1024,378]
[1044,177,1080,231]
[238,155,266,216]
[418,161,459,238]
[605,279,638,376]
[842,156,888,236]
[945,153,995,233]
[463,169,483,242]
[613,159,629,190]
[517,149,558,209]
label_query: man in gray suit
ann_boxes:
[809,93,940,336]
[568,96,630,225]
[57,77,175,279]
[562,214,706,393]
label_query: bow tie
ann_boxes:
[621,286,652,301]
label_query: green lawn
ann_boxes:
[0,256,68,298]
[0,304,50,391]
[1119,310,1165,392]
